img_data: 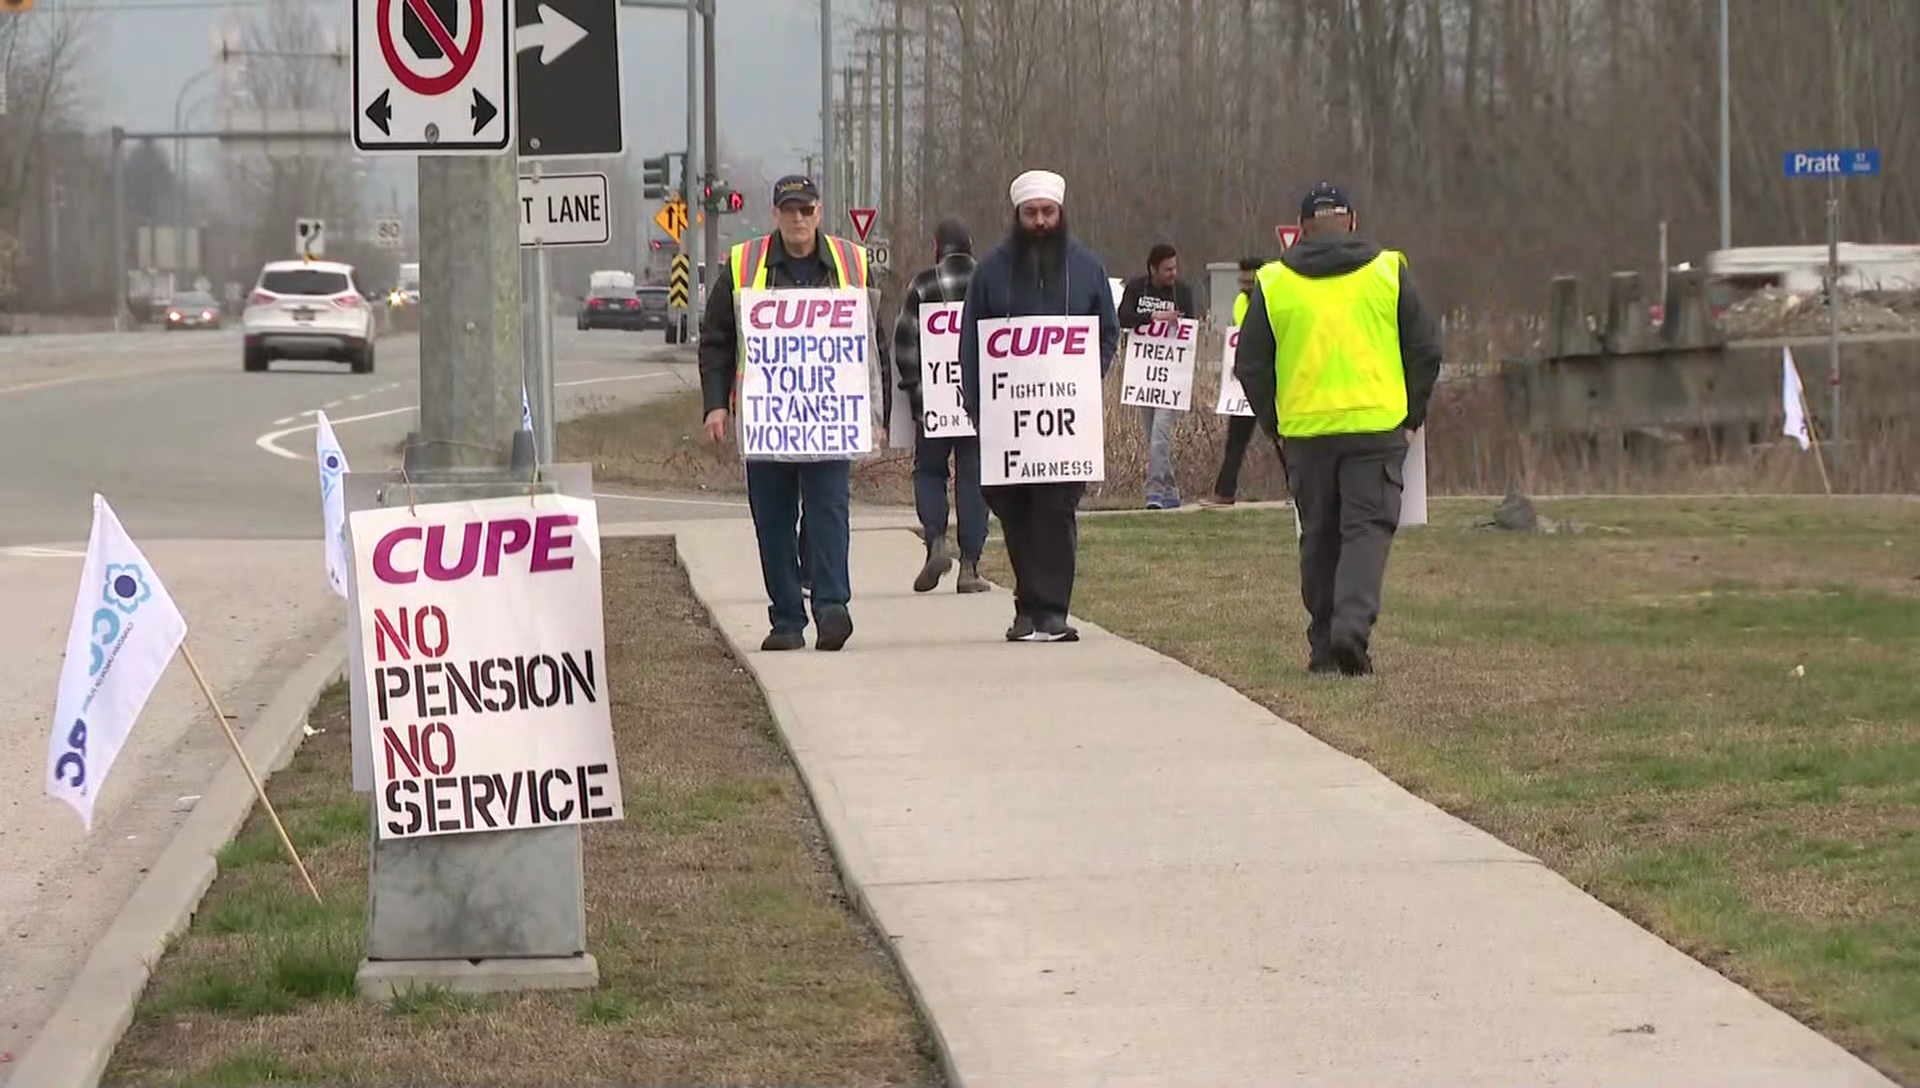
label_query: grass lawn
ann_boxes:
[105,538,941,1088]
[999,497,1920,1084]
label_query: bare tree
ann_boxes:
[0,7,90,306]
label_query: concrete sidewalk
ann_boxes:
[671,520,1895,1088]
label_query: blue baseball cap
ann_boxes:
[1300,182,1354,220]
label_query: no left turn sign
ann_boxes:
[352,0,513,155]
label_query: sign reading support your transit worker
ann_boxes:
[917,301,974,438]
[978,316,1105,485]
[1216,325,1253,416]
[349,493,623,840]
[1120,316,1198,411]
[736,288,875,460]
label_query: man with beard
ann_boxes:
[1116,242,1198,509]
[1234,182,1442,676]
[959,169,1120,643]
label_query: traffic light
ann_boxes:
[642,155,671,200]
[704,182,743,215]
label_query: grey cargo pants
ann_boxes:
[1283,430,1408,664]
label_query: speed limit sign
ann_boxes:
[866,240,891,271]
[374,217,403,249]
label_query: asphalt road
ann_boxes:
[0,324,717,547]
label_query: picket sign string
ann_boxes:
[179,644,322,904]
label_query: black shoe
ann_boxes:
[913,538,953,593]
[1330,639,1373,676]
[761,629,805,652]
[1005,613,1035,642]
[955,559,989,594]
[1308,656,1338,675]
[1019,613,1079,643]
[815,605,853,651]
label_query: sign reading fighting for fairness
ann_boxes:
[736,288,874,459]
[350,494,622,840]
[978,316,1104,486]
[918,301,974,438]
[1215,325,1253,417]
[1120,316,1197,411]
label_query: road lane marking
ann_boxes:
[0,358,209,398]
[254,372,675,462]
[0,545,86,558]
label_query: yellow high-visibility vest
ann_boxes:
[1232,290,1249,326]
[1256,250,1408,437]
[728,233,870,412]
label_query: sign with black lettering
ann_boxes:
[348,494,623,839]
[1120,316,1197,411]
[1216,325,1253,416]
[917,301,974,438]
[977,316,1105,485]
[518,171,611,248]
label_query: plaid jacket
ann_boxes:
[891,249,977,427]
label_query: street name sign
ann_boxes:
[519,172,611,247]
[517,0,622,159]
[353,0,514,154]
[1783,148,1880,179]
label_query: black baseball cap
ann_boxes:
[1300,182,1354,219]
[772,175,820,207]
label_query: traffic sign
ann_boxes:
[518,172,610,247]
[373,217,404,248]
[848,207,877,241]
[1276,225,1300,250]
[866,240,890,271]
[295,217,326,257]
[0,0,34,12]
[1783,148,1880,178]
[668,253,691,309]
[352,0,514,154]
[654,199,687,244]
[516,0,621,159]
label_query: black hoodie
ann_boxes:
[1232,236,1443,442]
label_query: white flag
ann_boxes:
[315,411,351,598]
[522,383,533,432]
[46,496,188,830]
[1782,346,1811,452]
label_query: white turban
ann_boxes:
[1009,169,1066,208]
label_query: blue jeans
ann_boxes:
[1139,406,1179,506]
[914,435,988,560]
[745,460,851,633]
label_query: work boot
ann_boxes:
[761,629,805,652]
[955,559,989,594]
[814,605,854,652]
[1330,637,1373,677]
[913,536,954,593]
[1004,613,1035,642]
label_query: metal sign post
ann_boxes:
[1783,147,1880,467]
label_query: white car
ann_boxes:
[242,260,378,373]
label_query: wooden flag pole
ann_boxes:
[1799,389,1835,496]
[180,644,322,903]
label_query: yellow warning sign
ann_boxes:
[653,199,687,243]
[668,254,691,309]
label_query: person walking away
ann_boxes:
[1200,257,1267,507]
[1233,182,1441,676]
[698,174,886,652]
[1116,243,1198,509]
[894,218,988,593]
[960,169,1120,643]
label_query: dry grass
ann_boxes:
[104,539,942,1088]
[999,497,1920,1085]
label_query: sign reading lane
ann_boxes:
[519,172,611,248]
[1783,148,1880,178]
[517,0,622,159]
[353,0,514,155]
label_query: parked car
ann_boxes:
[242,260,378,373]
[577,286,655,331]
[165,290,223,330]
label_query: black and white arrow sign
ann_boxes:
[517,0,622,160]
[517,4,588,64]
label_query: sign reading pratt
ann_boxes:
[1120,316,1197,411]
[736,288,875,460]
[349,494,623,839]
[917,301,974,438]
[978,316,1104,486]
[1216,325,1253,416]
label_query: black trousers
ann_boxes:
[1213,414,1258,497]
[1284,432,1407,662]
[982,482,1086,619]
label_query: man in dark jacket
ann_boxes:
[698,174,886,653]
[960,169,1121,643]
[1234,182,1442,676]
[1116,242,1199,509]
[893,218,988,594]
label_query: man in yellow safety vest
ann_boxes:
[1200,255,1267,507]
[1232,182,1442,676]
[698,174,886,653]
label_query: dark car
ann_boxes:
[577,286,671,332]
[165,290,223,330]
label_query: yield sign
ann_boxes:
[1276,225,1301,250]
[847,208,877,242]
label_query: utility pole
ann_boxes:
[686,0,701,313]
[918,0,932,232]
[820,0,833,227]
[860,50,874,209]
[1717,0,1730,252]
[841,66,856,213]
[878,40,889,229]
[891,0,904,242]
[111,129,127,330]
[702,0,719,296]
[415,161,522,469]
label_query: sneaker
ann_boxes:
[955,559,989,594]
[1019,613,1079,643]
[1330,638,1373,677]
[1005,613,1035,642]
[1198,494,1236,508]
[814,605,854,652]
[912,538,954,593]
[761,629,805,652]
